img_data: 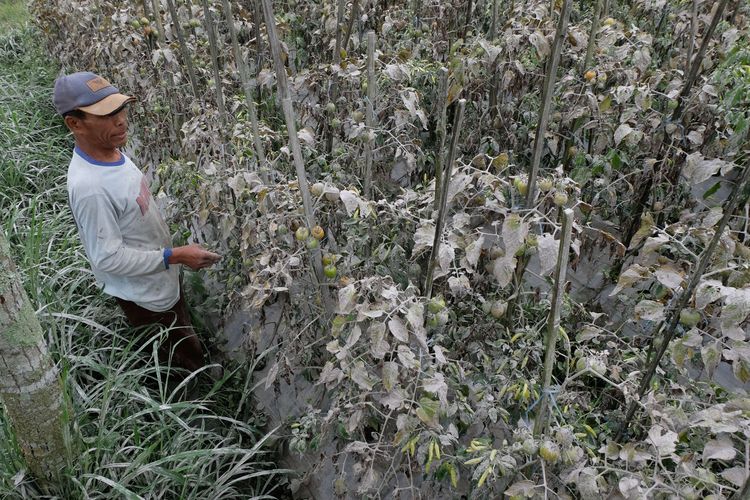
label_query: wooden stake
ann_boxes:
[221,0,270,182]
[671,0,730,121]
[363,30,376,199]
[165,0,201,98]
[424,99,466,299]
[150,0,166,45]
[685,0,698,75]
[583,0,603,72]
[616,158,750,441]
[489,0,499,40]
[533,208,574,436]
[201,0,228,127]
[432,68,449,210]
[261,0,333,313]
[526,0,572,206]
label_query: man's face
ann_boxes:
[66,106,129,149]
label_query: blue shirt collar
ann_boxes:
[74,146,125,167]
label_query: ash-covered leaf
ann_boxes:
[610,264,650,296]
[647,425,677,456]
[338,284,358,314]
[413,221,436,255]
[388,317,409,343]
[634,300,665,321]
[614,123,633,146]
[683,152,732,185]
[423,372,448,406]
[537,233,559,276]
[702,435,737,462]
[382,361,399,391]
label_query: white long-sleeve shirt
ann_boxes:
[67,147,180,311]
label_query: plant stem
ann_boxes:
[489,0,498,40]
[424,99,466,300]
[616,159,750,441]
[363,30,376,199]
[526,0,572,206]
[534,208,574,436]
[342,0,360,54]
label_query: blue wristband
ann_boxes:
[163,248,173,269]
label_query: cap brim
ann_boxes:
[77,93,135,115]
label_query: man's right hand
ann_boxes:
[170,244,222,270]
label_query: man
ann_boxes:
[53,71,221,373]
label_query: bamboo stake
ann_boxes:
[261,0,333,313]
[150,0,166,45]
[142,0,150,19]
[253,0,263,70]
[342,0,360,54]
[685,0,698,75]
[489,0,499,40]
[221,0,270,181]
[671,0,730,121]
[424,99,466,299]
[201,0,228,127]
[165,0,201,98]
[325,0,348,155]
[583,0,603,72]
[623,0,731,248]
[533,208,574,436]
[363,30,376,199]
[526,0,572,207]
[432,68,449,210]
[616,159,750,441]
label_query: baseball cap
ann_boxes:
[53,72,135,116]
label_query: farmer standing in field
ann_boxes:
[53,71,220,374]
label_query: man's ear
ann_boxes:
[64,115,82,132]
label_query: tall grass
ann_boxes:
[0,26,287,499]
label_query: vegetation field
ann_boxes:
[2,0,750,498]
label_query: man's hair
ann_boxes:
[63,109,86,120]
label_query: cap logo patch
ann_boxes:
[86,76,111,92]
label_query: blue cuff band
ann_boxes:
[163,248,173,269]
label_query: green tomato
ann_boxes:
[428,296,446,313]
[306,236,319,250]
[295,226,309,241]
[324,264,337,279]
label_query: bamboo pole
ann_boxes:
[616,158,750,441]
[201,0,228,127]
[583,0,603,72]
[685,0,698,75]
[342,0,360,54]
[325,0,348,155]
[165,0,201,98]
[221,0,270,182]
[150,0,166,45]
[363,30,376,199]
[671,0,730,121]
[432,68,449,210]
[622,0,731,248]
[424,99,466,299]
[526,0,572,206]
[489,0,499,40]
[533,208,574,436]
[260,0,333,313]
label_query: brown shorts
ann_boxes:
[115,288,204,372]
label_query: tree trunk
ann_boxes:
[0,231,68,483]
